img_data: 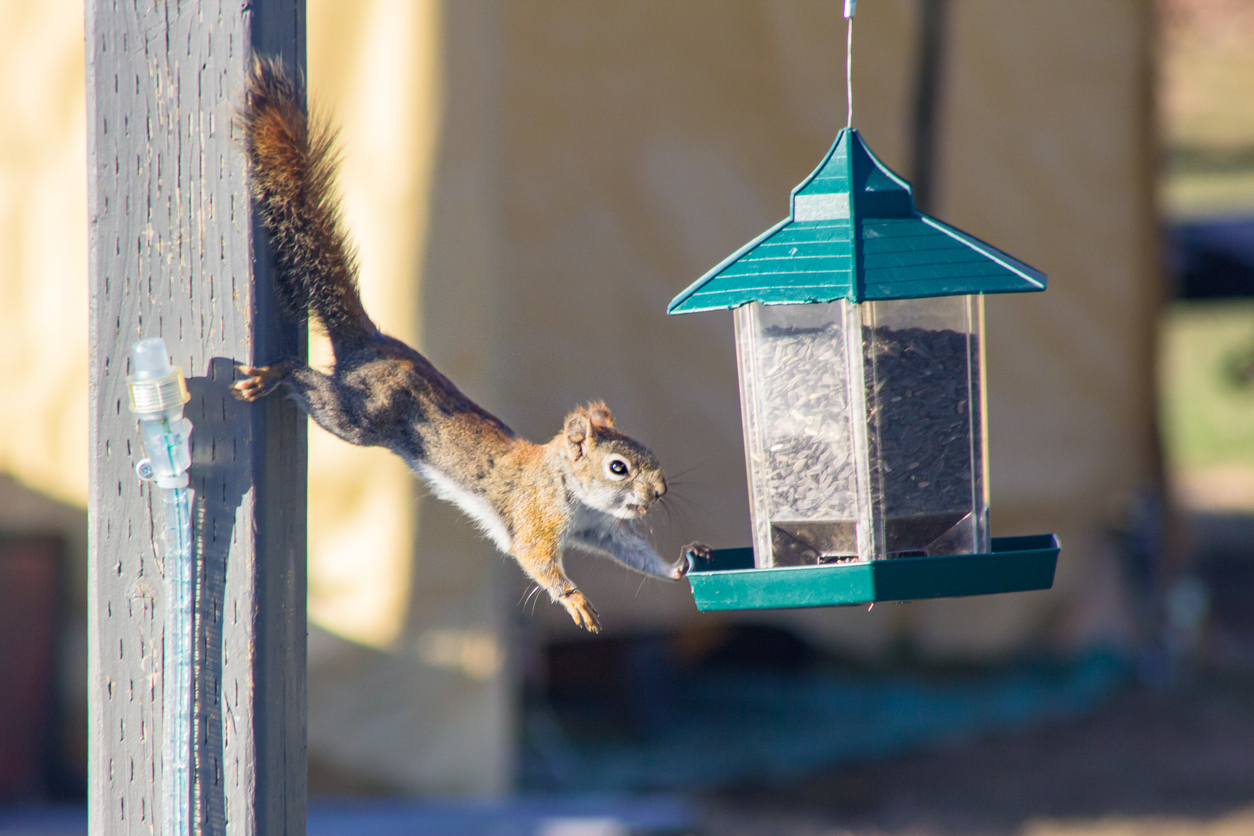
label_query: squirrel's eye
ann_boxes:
[604,456,630,480]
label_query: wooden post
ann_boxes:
[86,2,307,834]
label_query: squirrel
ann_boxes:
[231,58,710,633]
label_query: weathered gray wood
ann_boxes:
[87,2,306,834]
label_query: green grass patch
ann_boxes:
[1164,168,1254,219]
[1161,300,1254,471]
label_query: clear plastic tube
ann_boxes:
[160,485,193,836]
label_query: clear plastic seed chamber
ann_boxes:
[670,127,1059,610]
[736,294,988,569]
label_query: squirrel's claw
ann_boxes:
[560,589,601,633]
[676,542,713,579]
[231,364,280,402]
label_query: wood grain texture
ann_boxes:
[86,2,306,834]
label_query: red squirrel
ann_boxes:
[231,59,709,632]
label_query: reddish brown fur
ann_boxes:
[241,58,374,349]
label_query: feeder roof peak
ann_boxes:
[668,128,1047,314]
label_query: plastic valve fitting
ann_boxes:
[127,338,193,489]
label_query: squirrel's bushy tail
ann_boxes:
[240,57,376,350]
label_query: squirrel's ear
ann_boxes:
[586,401,615,430]
[564,411,593,461]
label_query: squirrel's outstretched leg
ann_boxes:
[570,518,710,580]
[511,539,600,633]
[232,362,372,447]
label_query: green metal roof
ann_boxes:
[668,129,1047,314]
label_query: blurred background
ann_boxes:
[4,0,1254,833]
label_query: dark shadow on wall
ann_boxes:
[0,473,89,801]
[185,358,252,834]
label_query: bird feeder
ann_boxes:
[670,129,1059,610]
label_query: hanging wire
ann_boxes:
[844,0,856,127]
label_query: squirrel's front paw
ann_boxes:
[675,542,713,579]
[231,364,282,402]
[559,589,601,633]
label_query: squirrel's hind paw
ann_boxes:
[231,364,282,402]
[560,589,601,633]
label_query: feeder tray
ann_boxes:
[686,535,1059,611]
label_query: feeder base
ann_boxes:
[686,534,1058,611]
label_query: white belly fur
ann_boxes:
[413,462,512,553]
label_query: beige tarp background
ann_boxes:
[1,0,1155,796]
[492,0,1158,659]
